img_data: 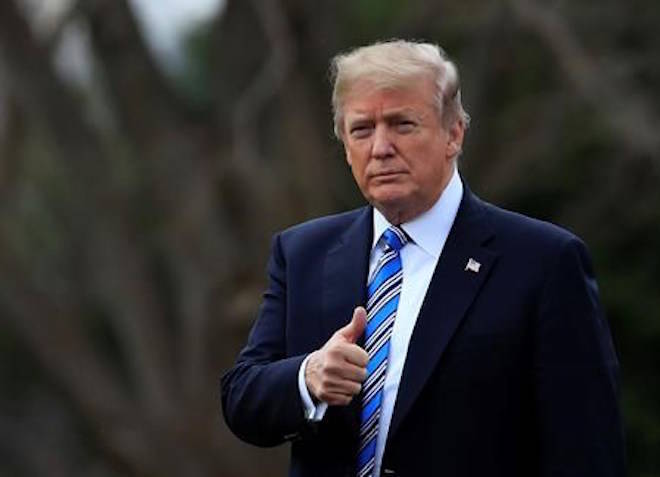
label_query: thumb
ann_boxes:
[337,306,367,343]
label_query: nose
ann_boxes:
[371,124,395,159]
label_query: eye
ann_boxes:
[349,124,373,139]
[395,120,416,133]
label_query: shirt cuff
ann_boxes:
[298,355,328,421]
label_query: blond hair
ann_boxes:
[330,39,470,139]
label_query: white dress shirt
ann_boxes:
[298,166,463,475]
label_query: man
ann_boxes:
[221,40,624,477]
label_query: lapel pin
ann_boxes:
[465,258,481,273]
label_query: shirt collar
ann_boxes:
[372,166,463,259]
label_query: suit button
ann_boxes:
[382,469,397,476]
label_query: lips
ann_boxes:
[371,170,406,179]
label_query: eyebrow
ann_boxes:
[384,111,419,121]
[346,108,424,122]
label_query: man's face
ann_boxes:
[341,77,464,224]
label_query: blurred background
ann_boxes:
[0,0,658,475]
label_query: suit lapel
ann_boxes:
[387,188,499,439]
[321,206,372,340]
[321,206,372,447]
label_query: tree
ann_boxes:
[0,0,658,475]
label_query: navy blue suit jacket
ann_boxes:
[221,187,624,477]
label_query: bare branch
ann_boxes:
[165,159,246,401]
[85,224,177,417]
[82,0,188,143]
[0,95,24,197]
[232,0,296,168]
[0,0,100,168]
[45,0,83,53]
[0,285,125,419]
[0,265,155,471]
[0,255,202,476]
[509,0,660,161]
[0,0,177,420]
[173,254,211,401]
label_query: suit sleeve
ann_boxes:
[221,233,310,447]
[534,237,625,476]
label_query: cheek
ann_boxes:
[345,142,365,166]
[346,147,368,172]
[346,155,367,187]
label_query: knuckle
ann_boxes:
[327,346,343,360]
[325,361,341,374]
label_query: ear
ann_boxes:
[445,119,465,159]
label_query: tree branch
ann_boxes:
[0,0,177,421]
[232,0,296,168]
[0,266,154,472]
[85,223,177,417]
[82,0,190,144]
[45,0,83,55]
[509,0,660,161]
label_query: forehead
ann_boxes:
[342,78,436,118]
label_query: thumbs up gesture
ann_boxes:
[305,307,369,406]
[337,306,368,343]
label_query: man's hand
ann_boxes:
[305,307,369,406]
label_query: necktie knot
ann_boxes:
[381,226,408,252]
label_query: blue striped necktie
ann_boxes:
[357,226,408,477]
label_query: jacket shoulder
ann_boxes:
[277,207,368,249]
[479,198,583,251]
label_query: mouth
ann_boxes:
[371,171,407,181]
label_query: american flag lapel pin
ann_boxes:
[465,258,481,273]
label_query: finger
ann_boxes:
[336,306,367,343]
[342,343,369,368]
[324,379,362,397]
[316,375,362,400]
[323,392,354,406]
[334,362,368,383]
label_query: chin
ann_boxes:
[367,186,430,223]
[368,182,412,201]
[368,191,411,215]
